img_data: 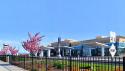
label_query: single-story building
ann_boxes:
[41,36,125,57]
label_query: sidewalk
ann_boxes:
[0,60,28,71]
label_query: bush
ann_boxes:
[53,61,64,69]
[56,64,64,69]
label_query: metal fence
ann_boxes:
[0,55,125,71]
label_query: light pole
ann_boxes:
[58,37,61,58]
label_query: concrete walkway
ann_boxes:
[0,60,28,71]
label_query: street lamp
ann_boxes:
[58,37,61,58]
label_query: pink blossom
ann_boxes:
[22,32,43,56]
[0,44,18,55]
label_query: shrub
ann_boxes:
[56,64,64,69]
[53,61,64,69]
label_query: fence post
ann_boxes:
[123,57,125,71]
[69,56,72,71]
[45,55,48,71]
[31,56,34,71]
[24,56,25,69]
[7,55,9,63]
[9,55,12,64]
[5,55,7,62]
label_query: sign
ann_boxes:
[109,44,116,57]
[110,31,116,43]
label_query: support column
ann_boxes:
[82,49,84,57]
[89,49,92,56]
[101,47,105,56]
[47,49,50,57]
[40,51,43,57]
[69,49,71,56]
[58,48,61,58]
[62,48,64,57]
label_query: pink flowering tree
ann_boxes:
[9,46,19,55]
[22,32,44,56]
[0,44,18,55]
[0,50,5,55]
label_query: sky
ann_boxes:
[0,0,125,53]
